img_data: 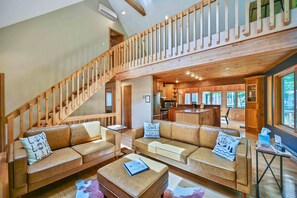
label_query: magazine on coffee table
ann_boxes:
[123,158,150,176]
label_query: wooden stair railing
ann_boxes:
[61,113,116,127]
[5,0,296,154]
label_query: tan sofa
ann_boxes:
[132,120,252,196]
[8,122,121,198]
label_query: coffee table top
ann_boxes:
[98,154,168,197]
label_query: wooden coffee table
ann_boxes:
[97,154,169,198]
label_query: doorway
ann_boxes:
[123,85,132,129]
[0,73,5,152]
[109,28,124,48]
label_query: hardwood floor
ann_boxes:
[1,120,297,197]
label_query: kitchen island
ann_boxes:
[175,108,214,126]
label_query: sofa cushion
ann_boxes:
[171,123,200,146]
[70,121,101,146]
[27,147,82,183]
[134,138,171,153]
[156,141,198,163]
[144,122,160,138]
[153,120,172,139]
[20,132,53,165]
[72,140,115,163]
[199,125,240,149]
[25,125,70,150]
[187,147,236,181]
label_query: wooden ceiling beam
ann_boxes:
[125,0,146,16]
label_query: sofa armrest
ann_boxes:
[235,138,251,186]
[12,141,28,189]
[131,127,144,149]
[101,127,121,155]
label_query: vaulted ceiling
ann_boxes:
[108,0,202,37]
[0,0,84,28]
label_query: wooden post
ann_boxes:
[7,115,14,157]
[151,27,154,62]
[163,22,167,58]
[66,79,69,115]
[208,0,212,46]
[180,13,184,54]
[216,0,220,44]
[147,30,150,63]
[59,83,63,120]
[283,0,290,25]
[244,0,250,36]
[29,103,33,128]
[45,91,49,125]
[193,6,197,50]
[200,4,204,48]
[235,0,239,39]
[175,15,178,55]
[169,18,173,56]
[20,108,24,137]
[186,9,190,52]
[116,80,122,124]
[257,0,262,33]
[225,0,229,41]
[0,73,5,152]
[269,0,274,29]
[77,73,80,105]
[37,97,41,126]
[159,24,162,59]
[52,87,56,125]
[155,25,158,61]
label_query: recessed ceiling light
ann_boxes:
[121,10,126,15]
[195,76,199,79]
[165,15,169,20]
[225,67,230,70]
[191,74,195,77]
[186,71,190,75]
[176,80,179,83]
[199,78,202,81]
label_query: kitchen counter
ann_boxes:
[175,108,214,125]
[175,109,213,114]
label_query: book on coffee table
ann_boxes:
[123,158,150,176]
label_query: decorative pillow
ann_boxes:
[212,131,241,161]
[20,132,53,165]
[144,122,160,139]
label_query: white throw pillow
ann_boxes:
[20,132,53,165]
[212,131,241,161]
[143,122,160,139]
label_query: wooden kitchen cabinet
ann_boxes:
[245,76,264,134]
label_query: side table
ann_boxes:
[256,143,291,198]
[107,125,127,155]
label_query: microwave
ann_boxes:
[164,101,175,108]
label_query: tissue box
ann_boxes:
[258,134,270,147]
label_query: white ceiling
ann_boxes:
[108,0,202,37]
[0,0,83,28]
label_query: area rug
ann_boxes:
[75,179,205,198]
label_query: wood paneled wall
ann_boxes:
[177,84,245,121]
[0,73,4,152]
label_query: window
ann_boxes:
[281,73,294,128]
[273,65,297,134]
[192,93,198,104]
[212,92,222,105]
[202,92,211,105]
[226,92,236,108]
[106,92,112,107]
[237,92,246,108]
[185,93,191,104]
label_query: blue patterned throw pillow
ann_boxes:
[143,122,160,139]
[212,131,241,161]
[20,132,53,165]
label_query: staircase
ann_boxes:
[5,0,297,153]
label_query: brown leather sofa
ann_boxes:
[8,122,121,198]
[132,120,252,196]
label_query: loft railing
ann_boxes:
[5,0,296,154]
[61,113,116,126]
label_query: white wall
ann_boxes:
[0,0,126,116]
[121,76,153,128]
